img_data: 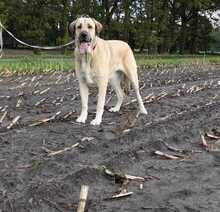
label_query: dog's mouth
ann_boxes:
[79,41,91,50]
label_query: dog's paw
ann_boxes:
[140,108,148,115]
[76,115,87,123]
[90,118,102,125]
[109,106,120,113]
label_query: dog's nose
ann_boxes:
[79,31,90,43]
[80,31,88,38]
[79,31,89,41]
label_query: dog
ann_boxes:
[69,16,147,125]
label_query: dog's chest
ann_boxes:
[80,60,97,85]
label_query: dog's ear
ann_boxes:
[92,18,103,34]
[68,20,77,38]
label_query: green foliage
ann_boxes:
[0,1,8,24]
[210,27,220,51]
[0,0,219,53]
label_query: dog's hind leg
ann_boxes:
[124,55,148,115]
[129,74,147,114]
[109,72,124,112]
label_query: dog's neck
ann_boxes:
[77,50,94,84]
[92,37,97,50]
[91,36,97,50]
[75,37,98,66]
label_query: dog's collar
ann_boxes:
[93,43,96,50]
[92,37,98,50]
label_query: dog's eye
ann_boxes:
[77,25,82,29]
[88,25,93,29]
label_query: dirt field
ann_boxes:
[1,64,220,212]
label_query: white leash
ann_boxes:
[0,22,75,58]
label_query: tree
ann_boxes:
[0,1,8,24]
[1,0,219,53]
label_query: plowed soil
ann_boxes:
[1,64,220,212]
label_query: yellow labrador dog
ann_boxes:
[69,17,147,125]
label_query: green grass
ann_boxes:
[0,53,220,74]
[136,54,220,66]
[0,56,74,74]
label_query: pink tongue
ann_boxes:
[80,42,90,49]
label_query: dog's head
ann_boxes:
[69,17,103,54]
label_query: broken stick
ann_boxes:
[39,87,50,95]
[104,167,145,182]
[111,191,133,199]
[29,111,61,127]
[48,143,79,156]
[77,185,89,212]
[124,174,145,182]
[7,116,21,129]
[63,111,74,119]
[205,132,220,139]
[16,98,22,108]
[35,98,46,106]
[0,111,7,124]
[154,150,179,159]
[201,134,218,152]
[201,134,208,148]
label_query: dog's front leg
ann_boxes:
[90,79,108,125]
[76,79,89,123]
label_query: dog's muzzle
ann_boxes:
[79,31,91,50]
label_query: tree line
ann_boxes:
[0,0,220,54]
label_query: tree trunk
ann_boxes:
[179,17,187,54]
[189,8,198,54]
